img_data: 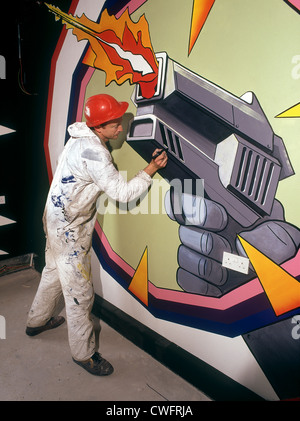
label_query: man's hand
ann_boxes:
[144,148,168,177]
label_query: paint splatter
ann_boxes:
[65,230,76,242]
[77,262,90,281]
[62,175,76,183]
[51,194,64,208]
[70,250,80,258]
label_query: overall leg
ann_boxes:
[27,230,112,375]
[55,247,96,361]
[27,241,63,328]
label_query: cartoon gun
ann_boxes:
[127,52,294,227]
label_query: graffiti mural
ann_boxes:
[43,0,300,400]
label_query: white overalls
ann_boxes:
[27,122,152,361]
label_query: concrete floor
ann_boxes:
[0,268,211,401]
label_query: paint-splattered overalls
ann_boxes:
[27,122,152,361]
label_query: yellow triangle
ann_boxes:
[128,247,148,306]
[238,236,300,316]
[189,0,215,55]
[276,102,300,118]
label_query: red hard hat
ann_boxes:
[84,94,129,127]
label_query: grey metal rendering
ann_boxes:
[127,52,294,227]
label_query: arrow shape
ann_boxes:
[128,247,148,306]
[238,235,300,316]
[0,215,16,227]
[0,125,15,136]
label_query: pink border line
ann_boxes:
[149,250,300,309]
[116,0,148,17]
[287,0,300,11]
[76,67,95,122]
[95,221,135,277]
[95,219,300,310]
[148,278,263,310]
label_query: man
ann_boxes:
[26,94,167,376]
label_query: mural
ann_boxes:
[43,0,300,400]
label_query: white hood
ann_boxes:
[67,122,94,138]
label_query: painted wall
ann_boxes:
[43,0,300,400]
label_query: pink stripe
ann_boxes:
[94,218,300,310]
[148,279,263,310]
[116,0,148,17]
[76,67,95,122]
[149,250,300,309]
[94,221,135,276]
[287,0,300,11]
[281,249,300,273]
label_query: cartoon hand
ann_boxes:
[165,188,300,297]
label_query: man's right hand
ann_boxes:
[144,149,168,177]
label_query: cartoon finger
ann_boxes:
[179,225,232,262]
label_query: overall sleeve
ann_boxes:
[81,146,152,203]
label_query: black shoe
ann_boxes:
[73,352,114,376]
[26,316,65,336]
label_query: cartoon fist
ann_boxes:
[165,188,300,297]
